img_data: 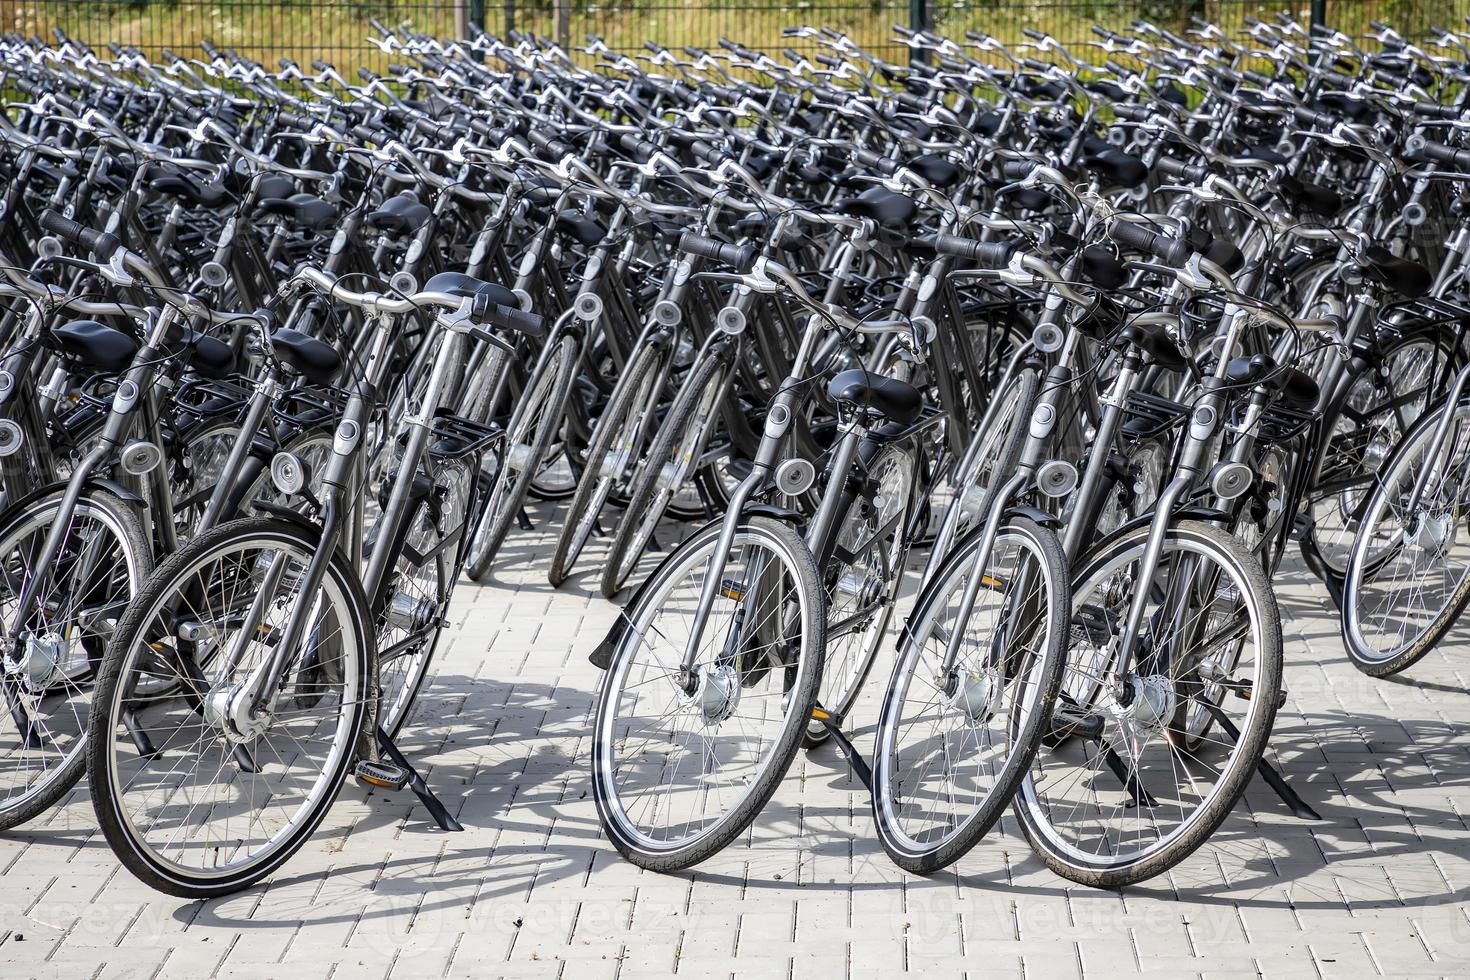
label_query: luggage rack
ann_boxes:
[1122,389,1190,440]
[427,411,502,460]
[169,375,253,421]
[273,384,350,427]
[1374,294,1470,336]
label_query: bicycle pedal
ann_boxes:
[354,759,410,791]
[1048,706,1105,741]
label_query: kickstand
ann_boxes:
[376,725,464,832]
[1197,701,1321,820]
[811,705,873,794]
[516,508,535,531]
[1295,520,1344,611]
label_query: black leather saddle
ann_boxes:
[257,192,339,230]
[365,194,432,237]
[826,369,922,424]
[269,328,341,385]
[49,320,138,373]
[423,271,519,312]
[835,187,918,228]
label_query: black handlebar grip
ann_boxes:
[311,59,332,72]
[1156,155,1208,183]
[527,130,573,159]
[1421,140,1470,170]
[618,132,659,159]
[276,111,314,129]
[816,53,842,69]
[931,235,1016,267]
[893,24,917,38]
[1241,69,1275,87]
[486,303,545,337]
[38,209,121,260]
[853,147,900,176]
[782,47,803,63]
[644,40,664,54]
[1001,159,1039,180]
[894,91,927,112]
[1292,105,1334,129]
[677,231,755,268]
[1113,103,1152,122]
[688,139,728,165]
[1022,27,1046,41]
[1413,101,1462,121]
[351,123,387,143]
[1107,218,1190,266]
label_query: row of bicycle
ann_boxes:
[0,13,1469,899]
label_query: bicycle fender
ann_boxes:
[1004,504,1063,529]
[588,505,804,671]
[742,502,805,526]
[1102,504,1233,542]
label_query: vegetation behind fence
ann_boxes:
[1,0,1463,73]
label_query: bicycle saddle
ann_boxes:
[826,369,922,424]
[422,272,520,313]
[1084,148,1149,189]
[1225,354,1321,410]
[269,328,341,385]
[907,154,961,189]
[1276,174,1343,218]
[1357,245,1432,298]
[835,187,917,228]
[1115,320,1189,372]
[1240,144,1290,167]
[257,192,338,230]
[365,194,432,237]
[48,319,138,373]
[168,328,235,380]
[149,173,229,208]
[555,212,606,247]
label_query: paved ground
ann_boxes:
[3,504,1470,980]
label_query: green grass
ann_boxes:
[2,0,1461,75]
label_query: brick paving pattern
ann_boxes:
[3,506,1469,979]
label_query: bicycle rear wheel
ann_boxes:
[1341,400,1470,676]
[0,488,150,830]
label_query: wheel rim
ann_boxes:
[876,524,1058,856]
[1019,528,1273,870]
[0,497,145,816]
[1346,404,1470,663]
[101,532,360,880]
[596,524,818,852]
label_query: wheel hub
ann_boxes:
[5,630,74,692]
[507,442,535,472]
[1408,511,1453,559]
[204,683,271,742]
[682,663,740,725]
[943,666,1003,722]
[1107,674,1175,738]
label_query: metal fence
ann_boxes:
[1,0,1463,72]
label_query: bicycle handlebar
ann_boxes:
[38,209,122,261]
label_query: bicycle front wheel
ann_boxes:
[1014,520,1281,888]
[1342,400,1470,676]
[0,487,150,830]
[872,515,1068,873]
[89,517,372,898]
[592,515,824,871]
